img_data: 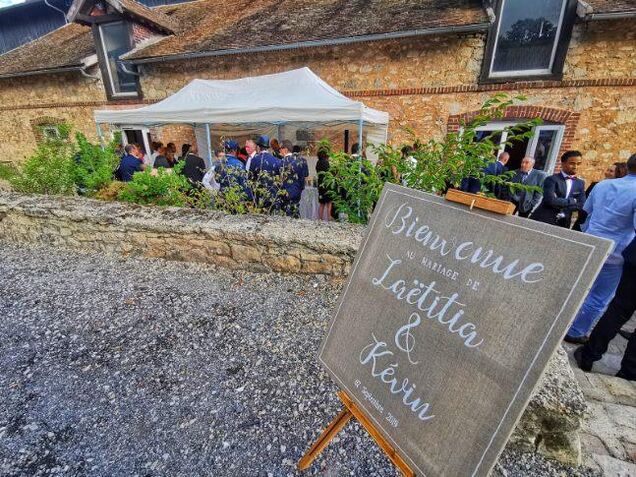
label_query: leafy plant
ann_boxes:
[73,131,121,195]
[10,132,77,195]
[94,181,126,201]
[0,162,18,182]
[386,94,542,196]
[319,94,543,224]
[320,152,390,224]
[214,168,292,216]
[117,162,195,207]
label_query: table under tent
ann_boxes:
[94,67,390,174]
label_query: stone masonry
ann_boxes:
[0,192,588,465]
[0,19,634,183]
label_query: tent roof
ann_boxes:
[94,67,389,126]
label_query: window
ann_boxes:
[98,21,138,98]
[482,0,576,81]
[473,122,565,173]
[41,125,61,141]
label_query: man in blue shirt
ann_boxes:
[217,139,247,194]
[565,153,636,343]
[574,235,636,380]
[115,144,145,182]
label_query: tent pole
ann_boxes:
[357,118,363,220]
[205,123,212,166]
[96,123,105,149]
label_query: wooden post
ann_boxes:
[298,392,415,477]
[297,408,353,471]
[445,188,515,215]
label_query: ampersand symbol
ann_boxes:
[394,313,421,365]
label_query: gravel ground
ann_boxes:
[0,241,599,477]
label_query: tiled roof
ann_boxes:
[125,0,490,61]
[107,0,180,34]
[0,23,94,78]
[68,0,179,34]
[585,0,636,14]
[2,0,633,78]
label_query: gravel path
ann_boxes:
[0,241,598,477]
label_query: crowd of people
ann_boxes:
[115,135,311,217]
[115,135,636,379]
[462,150,636,381]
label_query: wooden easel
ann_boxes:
[299,191,511,475]
[297,391,415,476]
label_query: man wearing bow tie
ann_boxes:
[530,151,585,228]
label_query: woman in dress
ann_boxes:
[316,149,332,221]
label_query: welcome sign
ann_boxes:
[319,184,612,476]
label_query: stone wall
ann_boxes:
[0,191,587,465]
[0,20,634,182]
[0,192,361,276]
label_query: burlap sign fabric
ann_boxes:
[319,184,613,476]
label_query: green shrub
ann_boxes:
[321,94,542,224]
[10,134,77,195]
[383,94,541,196]
[0,163,18,182]
[214,168,291,216]
[73,132,120,195]
[320,151,388,224]
[117,162,195,207]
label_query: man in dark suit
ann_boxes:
[460,152,509,197]
[574,235,636,381]
[530,151,585,228]
[506,156,546,217]
[249,135,282,209]
[180,143,207,188]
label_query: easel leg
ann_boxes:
[297,408,353,471]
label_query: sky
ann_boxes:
[0,0,26,8]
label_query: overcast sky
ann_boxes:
[0,0,26,8]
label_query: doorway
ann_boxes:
[121,127,151,158]
[474,122,565,173]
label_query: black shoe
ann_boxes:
[618,329,633,340]
[616,370,636,381]
[564,334,588,345]
[573,346,593,372]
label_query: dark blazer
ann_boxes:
[623,235,636,266]
[460,160,508,196]
[530,173,585,227]
[507,169,546,214]
[281,153,309,203]
[181,153,206,186]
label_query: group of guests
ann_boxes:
[464,150,636,380]
[116,135,310,217]
[207,135,309,216]
[114,141,207,188]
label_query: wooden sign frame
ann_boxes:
[298,190,512,475]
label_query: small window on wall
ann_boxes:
[41,125,61,141]
[482,0,576,81]
[97,21,139,98]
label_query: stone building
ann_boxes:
[0,0,634,181]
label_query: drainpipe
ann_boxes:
[80,66,101,81]
[44,0,67,23]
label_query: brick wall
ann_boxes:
[131,23,156,45]
[0,20,634,182]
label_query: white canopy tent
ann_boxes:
[94,67,389,165]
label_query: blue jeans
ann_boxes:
[568,261,624,338]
